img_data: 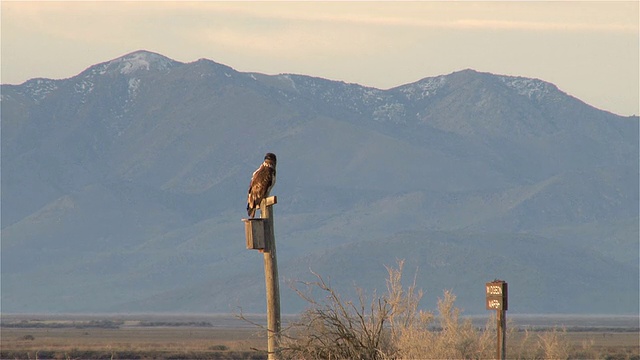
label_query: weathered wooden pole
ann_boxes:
[242,196,281,359]
[497,307,506,360]
[486,280,508,360]
[260,196,281,360]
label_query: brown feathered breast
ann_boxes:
[246,153,277,218]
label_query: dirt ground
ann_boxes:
[1,327,266,359]
[1,314,638,359]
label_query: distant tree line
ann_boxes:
[1,319,122,329]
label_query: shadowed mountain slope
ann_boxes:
[2,50,637,314]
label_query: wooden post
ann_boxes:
[260,196,280,360]
[486,280,507,360]
[497,308,506,360]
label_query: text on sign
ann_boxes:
[487,299,501,309]
[486,285,503,295]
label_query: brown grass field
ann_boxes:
[1,314,269,360]
[1,327,267,359]
[507,331,639,360]
[1,314,638,360]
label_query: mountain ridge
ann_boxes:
[1,50,637,314]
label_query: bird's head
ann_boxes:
[264,153,277,165]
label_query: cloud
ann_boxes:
[171,2,638,34]
[450,19,637,33]
[192,23,381,59]
[4,2,635,50]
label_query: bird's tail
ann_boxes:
[247,203,256,218]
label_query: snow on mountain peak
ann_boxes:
[112,50,177,74]
[86,50,180,77]
[397,75,448,101]
[19,78,59,102]
[499,75,558,100]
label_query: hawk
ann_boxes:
[246,153,277,218]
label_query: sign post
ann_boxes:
[486,280,508,360]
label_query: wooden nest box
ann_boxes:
[242,196,277,251]
[243,218,269,250]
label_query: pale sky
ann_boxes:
[1,1,638,116]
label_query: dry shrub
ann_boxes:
[510,327,593,360]
[393,289,493,359]
[509,327,534,360]
[281,260,493,359]
[536,328,572,360]
[281,269,393,359]
[280,260,585,360]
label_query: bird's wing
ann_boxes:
[247,166,274,211]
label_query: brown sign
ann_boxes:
[485,280,508,311]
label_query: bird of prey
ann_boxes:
[247,153,277,218]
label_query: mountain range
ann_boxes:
[1,50,638,314]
